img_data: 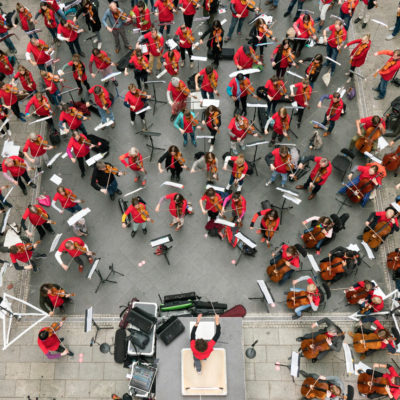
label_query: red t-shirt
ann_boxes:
[179,0,196,15]
[10,243,33,264]
[124,91,145,112]
[155,0,174,22]
[57,21,78,42]
[230,156,248,178]
[327,25,347,48]
[23,136,47,157]
[60,110,83,130]
[357,165,383,185]
[347,39,370,67]
[0,56,13,76]
[14,71,36,92]
[165,192,187,217]
[58,237,86,257]
[309,157,332,186]
[39,8,57,28]
[201,193,222,213]
[120,152,144,171]
[233,46,253,69]
[228,117,247,141]
[326,96,343,121]
[67,60,88,81]
[25,96,51,117]
[90,51,111,70]
[167,81,189,102]
[22,205,48,226]
[264,79,284,101]
[131,6,151,30]
[42,76,58,95]
[88,85,111,108]
[271,148,288,174]
[124,203,148,223]
[251,208,280,230]
[26,40,51,65]
[53,191,77,209]
[175,26,193,49]
[199,68,218,93]
[67,135,90,158]
[293,82,312,107]
[38,328,61,355]
[231,0,248,18]
[272,112,290,135]
[2,156,27,177]
[360,116,386,130]
[143,32,164,56]
[281,244,300,269]
[163,50,180,76]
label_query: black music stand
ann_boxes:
[137,131,164,161]
[94,263,124,294]
[144,80,168,115]
[234,232,257,266]
[151,234,173,265]
[246,140,269,176]
[335,193,353,215]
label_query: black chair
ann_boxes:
[332,148,354,181]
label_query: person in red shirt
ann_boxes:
[263,75,288,117]
[363,363,400,399]
[124,49,150,90]
[250,208,280,245]
[89,48,118,86]
[265,107,291,146]
[345,34,371,83]
[0,81,26,121]
[228,114,258,154]
[191,313,221,372]
[290,276,321,319]
[265,145,292,188]
[130,1,152,32]
[35,2,59,43]
[0,14,17,54]
[0,50,15,82]
[173,108,198,147]
[221,191,246,226]
[155,192,188,230]
[40,70,62,105]
[2,156,36,195]
[339,0,359,28]
[55,237,94,272]
[269,244,300,284]
[227,73,258,117]
[199,187,222,220]
[12,65,36,94]
[9,241,44,271]
[201,105,221,152]
[167,77,191,120]
[14,3,38,38]
[57,18,85,56]
[175,24,195,68]
[39,283,73,316]
[87,84,115,126]
[51,186,83,214]
[358,293,384,315]
[345,279,376,303]
[249,18,276,60]
[141,27,164,73]
[155,0,176,35]
[195,65,219,99]
[295,157,332,200]
[179,0,200,28]
[373,49,400,100]
[25,92,53,128]
[26,37,53,72]
[315,92,344,136]
[339,163,385,207]
[21,204,55,239]
[271,39,297,78]
[66,131,94,177]
[223,154,248,193]
[293,13,317,57]
[350,115,386,151]
[42,0,67,20]
[23,132,54,171]
[59,104,89,136]
[123,83,151,129]
[38,322,74,359]
[225,0,258,42]
[233,45,262,71]
[323,20,347,74]
[290,78,312,128]
[60,54,91,95]
[122,196,153,237]
[162,48,180,76]
[119,146,147,186]
[158,145,188,182]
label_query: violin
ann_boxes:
[138,55,149,70]
[86,4,95,21]
[213,28,223,44]
[104,164,125,175]
[209,71,218,90]
[35,136,48,146]
[137,203,152,222]
[210,111,220,127]
[363,214,399,249]
[387,250,400,271]
[4,84,19,95]
[282,48,295,64]
[17,240,41,253]
[184,28,195,45]
[163,0,175,11]
[98,91,109,111]
[13,159,27,169]
[320,257,346,281]
[178,81,190,97]
[43,317,67,337]
[301,377,329,400]
[282,154,295,173]
[187,114,200,126]
[98,52,111,65]
[37,42,50,52]
[175,152,186,166]
[69,107,85,120]
[382,145,400,172]
[112,9,129,22]
[355,126,382,154]
[238,118,256,134]
[75,62,84,79]
[0,54,12,71]
[62,188,78,201]
[351,332,394,353]
[239,79,255,96]
[240,0,256,9]
[302,225,328,249]
[34,205,56,224]
[358,372,393,396]
[207,159,218,175]
[301,332,345,359]
[312,166,328,184]
[73,242,89,253]
[258,23,273,40]
[46,72,61,83]
[267,259,291,283]
[286,290,310,309]
[22,7,33,21]
[50,288,75,298]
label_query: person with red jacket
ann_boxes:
[123,83,151,129]
[271,39,297,78]
[351,114,386,151]
[124,49,150,90]
[60,54,90,95]
[39,283,73,316]
[290,276,321,319]
[41,0,67,20]
[225,0,258,42]
[59,104,89,136]
[265,145,291,188]
[0,14,17,54]
[295,156,332,200]
[0,50,15,82]
[140,27,165,73]
[167,77,190,120]
[315,92,344,136]
[363,364,400,399]
[323,20,347,74]
[227,73,257,116]
[293,14,317,57]
[35,2,59,43]
[2,156,36,195]
[269,244,300,285]
[21,204,55,239]
[122,196,153,237]
[228,114,258,155]
[250,208,280,245]
[179,0,200,28]
[38,324,74,359]
[14,3,38,38]
[199,187,222,220]
[221,191,246,226]
[9,241,44,271]
[195,65,219,99]
[156,192,188,230]
[57,18,85,56]
[346,279,377,300]
[23,132,54,171]
[233,45,261,71]
[51,186,83,214]
[290,78,312,128]
[120,146,147,186]
[265,107,291,146]
[87,84,115,127]
[155,0,176,35]
[263,75,288,117]
[12,65,36,94]
[25,37,53,72]
[0,81,26,121]
[55,237,94,272]
[339,0,359,28]
[25,92,53,129]
[67,131,95,177]
[130,1,152,32]
[223,154,248,192]
[191,313,221,372]
[345,34,371,83]
[175,24,195,68]
[162,48,180,76]
[373,49,400,100]
[89,48,118,86]
[40,70,62,106]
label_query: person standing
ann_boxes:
[0,81,26,121]
[345,34,371,83]
[14,3,38,40]
[199,20,224,68]
[223,154,248,193]
[386,2,400,40]
[23,132,54,172]
[191,152,219,183]
[201,105,221,152]
[315,92,344,137]
[265,145,291,188]
[265,107,291,146]
[283,0,305,20]
[290,78,312,128]
[155,192,188,231]
[158,145,188,181]
[303,54,323,88]
[2,156,36,195]
[75,0,102,45]
[174,108,199,147]
[35,2,59,44]
[195,65,219,99]
[155,0,176,36]
[25,37,53,72]
[141,27,164,73]
[233,45,262,71]
[271,39,297,79]
[199,187,222,220]
[339,0,359,28]
[0,13,17,54]
[130,1,152,33]
[55,237,95,272]
[122,196,153,237]
[167,77,190,121]
[61,54,91,95]
[354,0,378,29]
[0,104,10,137]
[21,204,56,239]
[175,24,195,68]
[87,84,115,128]
[124,48,150,90]
[120,147,147,186]
[227,73,258,117]
[221,191,246,226]
[40,70,62,106]
[91,161,123,200]
[292,13,317,57]
[57,18,85,57]
[12,65,37,94]
[123,83,151,130]
[89,48,118,86]
[59,105,89,135]
[373,49,400,100]
[179,0,200,28]
[249,18,276,60]
[52,186,83,214]
[228,114,258,155]
[66,131,94,177]
[162,48,180,76]
[225,0,258,42]
[9,241,45,271]
[323,20,347,75]
[263,75,288,117]
[314,0,334,33]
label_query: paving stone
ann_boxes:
[0,380,16,397]
[79,363,105,380]
[91,347,114,363]
[0,363,5,379]
[18,345,46,362]
[103,362,128,380]
[5,362,30,380]
[54,362,80,380]
[269,381,296,400]
[89,380,115,398]
[245,381,269,399]
[65,380,91,398]
[0,346,20,362]
[115,380,130,395]
[254,363,288,382]
[30,362,55,379]
[65,345,93,363]
[245,362,255,381]
[15,380,41,397]
[39,380,65,398]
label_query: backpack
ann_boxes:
[309,131,323,150]
[49,129,61,146]
[119,297,140,329]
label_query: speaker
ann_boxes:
[156,316,185,345]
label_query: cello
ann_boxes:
[355,125,382,154]
[300,377,329,399]
[382,145,400,173]
[286,290,310,309]
[301,332,345,359]
[358,372,392,396]
[351,331,393,354]
[345,283,373,305]
[302,225,326,249]
[320,257,346,281]
[346,178,377,203]
[387,249,400,271]
[267,259,291,283]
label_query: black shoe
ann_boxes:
[361,22,367,29]
[170,114,176,122]
[292,314,301,320]
[113,80,119,87]
[22,187,27,195]
[357,235,363,240]
[297,122,301,128]
[176,176,181,182]
[78,88,83,95]
[115,189,122,195]
[36,254,47,259]
[67,351,74,357]
[131,230,136,238]
[142,228,147,234]
[110,193,115,200]
[81,172,85,178]
[296,337,304,342]
[283,11,290,17]
[47,165,52,169]
[354,17,361,23]
[78,52,86,57]
[311,358,317,363]
[29,182,37,189]
[59,337,64,342]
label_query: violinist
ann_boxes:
[155,0,176,36]
[202,0,219,27]
[123,83,151,130]
[299,372,344,399]
[345,34,371,83]
[0,49,15,82]
[130,1,152,33]
[60,104,89,136]
[40,70,62,106]
[338,163,385,207]
[294,157,332,201]
[373,49,400,100]
[191,151,219,183]
[158,145,188,182]
[265,107,291,147]
[223,154,248,193]
[178,0,200,28]
[88,85,115,127]
[55,237,95,272]
[120,147,147,186]
[227,114,257,155]
[57,18,85,57]
[315,92,344,137]
[2,156,36,195]
[25,37,53,72]
[227,73,258,117]
[175,24,195,68]
[200,187,223,221]
[39,283,73,316]
[155,192,188,231]
[323,20,347,75]
[290,276,320,319]
[265,146,292,188]
[21,204,56,239]
[91,161,124,200]
[201,105,221,152]
[233,45,262,71]
[122,196,153,237]
[52,186,83,214]
[89,48,118,86]
[250,208,279,245]
[249,18,276,60]
[359,363,400,399]
[9,241,45,271]
[12,65,36,94]
[61,54,91,95]
[38,320,74,359]
[225,0,259,42]
[0,13,17,54]
[14,3,37,38]
[303,53,323,88]
[339,0,359,28]
[167,77,191,121]
[195,65,219,99]
[23,132,54,171]
[75,0,101,45]
[350,115,386,152]
[35,3,58,44]
[263,75,288,117]
[102,2,132,54]
[221,191,246,227]
[301,216,334,254]
[174,108,199,147]
[289,78,312,128]
[66,131,94,177]
[271,39,297,78]
[0,81,26,121]
[162,48,180,76]
[296,318,344,362]
[25,92,53,128]
[41,0,67,20]
[124,48,150,90]
[141,27,165,73]
[268,243,300,284]
[293,13,317,57]
[199,20,224,68]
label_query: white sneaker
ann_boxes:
[386,34,395,40]
[6,130,11,136]
[346,77,352,83]
[208,138,211,143]
[209,145,214,152]
[190,62,194,68]
[93,37,98,43]
[265,180,272,187]
[180,61,185,67]
[130,121,135,126]
[97,42,102,49]
[390,26,395,31]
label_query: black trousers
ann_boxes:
[75,78,90,91]
[167,166,182,180]
[16,171,32,191]
[235,96,247,113]
[303,176,323,194]
[297,108,304,124]
[180,46,193,61]
[208,210,218,220]
[183,14,194,28]
[275,66,287,78]
[11,102,21,118]
[36,223,55,239]
[293,39,306,56]
[77,154,90,174]
[210,45,222,66]
[207,126,218,145]
[271,131,284,143]
[134,69,148,90]
[130,110,146,122]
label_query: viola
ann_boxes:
[267,259,291,283]
[50,288,75,298]
[320,257,346,281]
[17,240,41,253]
[387,250,400,271]
[286,290,310,309]
[363,216,398,249]
[351,332,393,353]
[358,372,393,396]
[382,146,400,172]
[43,317,67,337]
[301,332,345,359]
[355,126,382,154]
[301,377,329,400]
[302,225,327,249]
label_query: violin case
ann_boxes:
[116,50,135,72]
[118,198,132,227]
[156,316,185,345]
[207,47,234,60]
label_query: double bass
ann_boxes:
[358,372,392,396]
[355,125,382,154]
[387,250,400,271]
[301,332,345,359]
[301,377,329,399]
[266,259,291,283]
[320,257,346,281]
[382,145,400,173]
[286,290,310,309]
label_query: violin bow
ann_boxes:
[364,224,385,244]
[181,111,202,134]
[269,79,289,102]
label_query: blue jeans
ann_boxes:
[325,45,339,73]
[48,89,61,106]
[0,193,12,209]
[338,175,371,207]
[290,287,311,316]
[393,16,400,37]
[0,32,16,53]
[286,0,304,19]
[229,174,244,187]
[97,106,115,123]
[66,204,82,213]
[322,115,335,133]
[56,9,67,20]
[377,77,388,99]
[270,253,294,285]
[183,132,196,146]
[270,170,288,186]
[201,89,214,99]
[272,0,279,5]
[38,63,53,72]
[227,17,245,38]
[133,221,147,232]
[107,178,118,196]
[339,9,352,29]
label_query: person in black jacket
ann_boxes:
[157,145,188,182]
[91,161,123,200]
[75,0,102,46]
[296,318,344,363]
[199,20,224,68]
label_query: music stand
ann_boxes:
[246,140,269,176]
[85,306,113,350]
[137,131,164,161]
[247,103,269,131]
[94,263,124,294]
[234,232,257,266]
[144,80,167,115]
[271,188,301,224]
[151,234,173,265]
[196,135,214,153]
[335,193,353,215]
[248,280,275,312]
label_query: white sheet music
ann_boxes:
[2,187,13,203]
[229,68,260,78]
[196,136,214,139]
[67,207,91,226]
[377,137,389,151]
[246,140,269,147]
[205,184,225,192]
[50,233,63,253]
[150,236,171,247]
[235,232,256,249]
[256,280,274,304]
[276,187,299,197]
[101,71,121,82]
[354,361,371,375]
[2,140,20,157]
[156,69,168,79]
[347,244,360,252]
[0,118,9,131]
[86,152,105,167]
[136,106,151,115]
[0,262,8,287]
[202,99,220,107]
[191,56,207,62]
[47,152,62,167]
[0,209,10,234]
[85,306,93,332]
[215,218,235,227]
[28,116,52,125]
[61,152,68,158]
[161,181,184,189]
[392,202,400,213]
[50,174,62,185]
[361,241,375,259]
[371,18,388,27]
[283,194,302,205]
[287,71,304,80]
[307,254,320,272]
[94,119,114,131]
[124,187,143,197]
[246,103,269,108]
[166,39,178,50]
[87,258,99,280]
[290,351,299,378]
[343,343,355,375]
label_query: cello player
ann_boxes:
[290,276,321,320]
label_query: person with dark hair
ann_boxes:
[158,145,187,181]
[263,75,288,117]
[60,105,89,136]
[350,114,385,152]
[140,26,164,73]
[323,20,347,75]
[55,237,95,272]
[124,49,150,90]
[271,39,296,78]
[221,191,246,226]
[40,70,62,106]
[26,37,53,72]
[227,73,257,116]
[91,161,124,200]
[373,49,400,100]
[39,283,73,316]
[13,65,36,94]
[88,84,115,127]
[199,187,222,220]
[0,50,15,82]
[250,208,280,245]
[302,216,334,254]
[130,1,152,33]
[265,107,291,146]
[74,0,102,45]
[223,154,248,193]
[195,65,219,99]
[162,48,180,76]
[339,0,359,29]
[37,320,74,359]
[233,45,262,71]
[57,18,85,57]
[21,204,56,239]
[201,106,221,152]
[299,372,344,398]
[2,156,36,195]
[0,13,17,54]
[61,54,91,95]
[155,0,176,36]
[315,92,344,137]
[124,83,151,129]
[289,78,312,128]
[0,104,10,137]
[249,19,276,59]
[89,48,118,86]
[0,81,26,121]
[122,196,153,237]
[190,313,221,373]
[345,34,371,83]
[225,0,259,42]
[174,24,195,68]
[66,131,94,177]
[174,108,199,147]
[35,2,59,43]
[269,244,300,284]
[292,13,317,57]
[9,241,45,271]
[360,363,400,398]
[199,20,224,67]
[303,54,323,88]
[156,192,188,230]
[228,114,258,155]
[265,145,291,188]
[179,0,200,28]
[52,186,84,214]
